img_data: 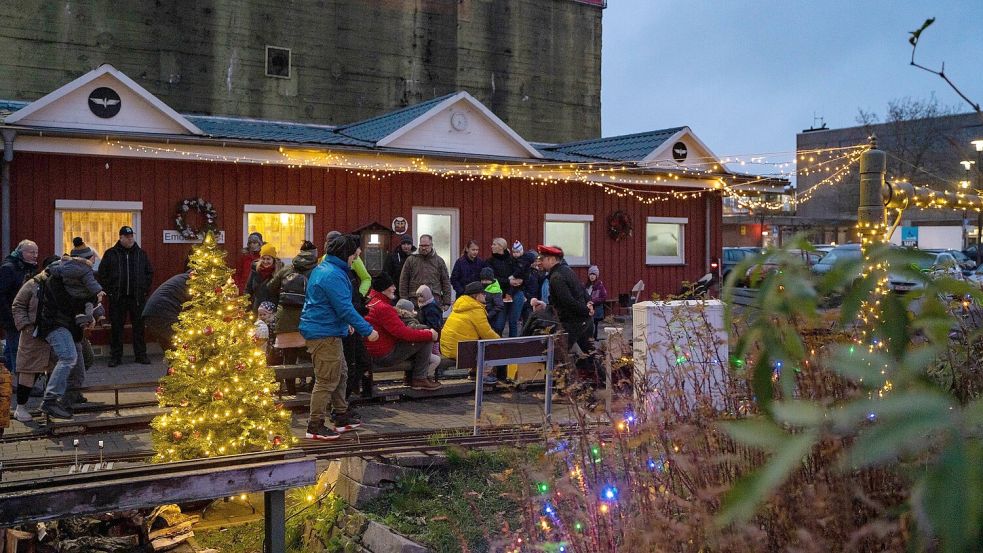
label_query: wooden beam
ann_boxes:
[0,456,315,527]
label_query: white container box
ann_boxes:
[631,300,729,414]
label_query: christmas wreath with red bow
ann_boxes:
[607,210,633,241]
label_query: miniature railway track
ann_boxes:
[0,424,605,474]
[0,375,517,443]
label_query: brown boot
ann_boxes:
[410,378,441,390]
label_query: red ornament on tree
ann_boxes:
[156,386,164,395]
[204,326,214,336]
[212,389,224,400]
[172,431,183,441]
[189,355,197,363]
[214,286,223,294]
[166,367,175,375]
[273,435,283,446]
[235,362,246,372]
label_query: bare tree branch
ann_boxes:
[908,17,982,114]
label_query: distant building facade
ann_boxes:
[796,112,983,248]
[0,0,602,143]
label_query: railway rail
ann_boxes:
[0,423,606,474]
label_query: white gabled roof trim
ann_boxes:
[641,127,721,167]
[376,91,544,159]
[5,64,203,135]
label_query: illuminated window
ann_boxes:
[54,200,142,267]
[645,217,686,265]
[544,214,592,266]
[242,205,315,260]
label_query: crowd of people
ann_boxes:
[0,227,610,442]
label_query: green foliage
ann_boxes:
[361,449,529,553]
[720,239,983,551]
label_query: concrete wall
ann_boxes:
[0,0,602,143]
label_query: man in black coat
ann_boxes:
[382,235,415,298]
[535,245,594,355]
[98,226,154,366]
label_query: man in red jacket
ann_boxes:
[364,273,441,390]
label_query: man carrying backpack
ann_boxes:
[269,241,318,378]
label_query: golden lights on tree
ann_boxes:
[150,232,295,462]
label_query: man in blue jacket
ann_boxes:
[300,234,378,441]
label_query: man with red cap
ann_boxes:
[535,245,595,354]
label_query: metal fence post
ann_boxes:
[473,343,485,436]
[264,489,286,553]
[544,336,555,426]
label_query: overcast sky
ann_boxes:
[601,0,983,171]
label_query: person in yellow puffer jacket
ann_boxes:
[440,281,500,360]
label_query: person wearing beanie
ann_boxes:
[507,240,537,338]
[440,280,500,384]
[323,231,374,400]
[363,272,441,391]
[384,234,416,297]
[235,232,264,292]
[450,240,485,297]
[245,243,283,313]
[479,266,505,334]
[98,226,153,366]
[415,284,443,333]
[300,233,378,440]
[585,265,608,339]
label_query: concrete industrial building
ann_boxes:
[0,0,603,143]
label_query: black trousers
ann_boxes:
[109,295,147,360]
[343,334,372,398]
[562,317,596,355]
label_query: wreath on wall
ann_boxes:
[175,198,218,239]
[607,210,633,241]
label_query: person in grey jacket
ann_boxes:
[398,234,452,310]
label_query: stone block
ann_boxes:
[334,473,386,508]
[341,457,418,487]
[341,509,369,536]
[360,520,429,553]
[383,453,448,470]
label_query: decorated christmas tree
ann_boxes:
[151,232,295,462]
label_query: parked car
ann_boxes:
[923,248,976,276]
[810,243,862,276]
[888,250,963,293]
[743,248,823,285]
[812,244,837,255]
[722,247,758,282]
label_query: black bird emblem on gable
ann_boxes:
[87,87,122,118]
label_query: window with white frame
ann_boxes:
[544,214,592,266]
[55,200,143,265]
[243,205,315,261]
[645,216,687,265]
[412,207,459,270]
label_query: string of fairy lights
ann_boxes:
[104,139,875,209]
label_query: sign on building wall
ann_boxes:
[163,230,226,244]
[901,226,918,247]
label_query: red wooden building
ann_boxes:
[0,65,772,303]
